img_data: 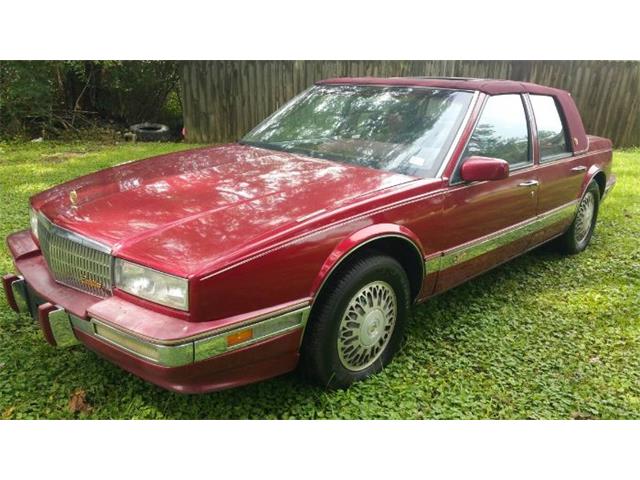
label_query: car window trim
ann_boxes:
[244,84,477,180]
[522,93,538,165]
[529,93,573,163]
[449,93,533,186]
[448,93,487,186]
[435,90,480,179]
[540,151,574,163]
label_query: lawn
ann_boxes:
[0,141,638,419]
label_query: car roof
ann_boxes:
[316,76,567,96]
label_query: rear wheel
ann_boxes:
[557,181,600,254]
[301,253,410,389]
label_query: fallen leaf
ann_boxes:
[68,388,92,414]
[589,356,601,364]
[2,406,16,419]
[571,411,594,420]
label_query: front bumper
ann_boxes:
[3,230,309,393]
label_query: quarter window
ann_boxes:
[530,95,571,161]
[456,94,530,181]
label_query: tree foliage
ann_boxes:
[0,61,181,138]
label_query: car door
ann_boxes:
[526,93,585,245]
[433,93,539,293]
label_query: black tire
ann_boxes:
[556,180,600,254]
[130,123,171,142]
[300,253,411,389]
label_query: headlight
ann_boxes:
[29,207,39,239]
[114,259,189,311]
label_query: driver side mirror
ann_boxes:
[460,156,510,182]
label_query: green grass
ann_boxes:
[1,141,639,419]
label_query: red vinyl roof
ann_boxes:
[316,76,567,96]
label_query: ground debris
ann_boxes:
[68,388,92,414]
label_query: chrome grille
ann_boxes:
[37,215,113,297]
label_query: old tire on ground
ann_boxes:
[556,180,601,254]
[130,123,171,142]
[300,253,410,389]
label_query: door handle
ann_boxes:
[571,165,587,172]
[518,180,539,187]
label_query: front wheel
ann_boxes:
[300,253,410,389]
[557,180,600,254]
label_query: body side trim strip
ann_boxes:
[425,200,578,273]
[198,148,608,281]
[67,305,311,367]
[89,300,312,346]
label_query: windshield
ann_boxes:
[242,84,473,178]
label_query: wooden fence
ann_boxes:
[181,60,640,148]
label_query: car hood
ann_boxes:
[32,144,415,276]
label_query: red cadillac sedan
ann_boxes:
[3,77,615,393]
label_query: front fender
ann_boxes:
[309,223,424,299]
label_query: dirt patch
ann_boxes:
[40,152,86,163]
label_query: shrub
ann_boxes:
[0,61,182,139]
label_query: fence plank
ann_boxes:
[181,60,640,148]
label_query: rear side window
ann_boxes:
[530,95,571,161]
[460,94,530,174]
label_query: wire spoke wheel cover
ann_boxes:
[337,280,397,371]
[574,191,595,244]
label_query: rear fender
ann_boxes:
[581,166,605,198]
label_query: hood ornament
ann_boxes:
[69,190,78,206]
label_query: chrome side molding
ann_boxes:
[92,319,193,367]
[193,307,310,362]
[425,200,578,273]
[6,271,311,367]
[71,305,311,367]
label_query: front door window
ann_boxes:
[453,94,531,182]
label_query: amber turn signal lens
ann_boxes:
[226,328,253,347]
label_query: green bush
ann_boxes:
[0,61,181,139]
[0,61,58,136]
[93,61,181,125]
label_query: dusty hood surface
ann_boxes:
[32,144,415,276]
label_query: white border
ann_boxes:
[1,421,638,479]
[0,2,637,479]
[0,1,637,59]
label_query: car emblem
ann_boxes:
[80,276,102,290]
[69,190,78,206]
